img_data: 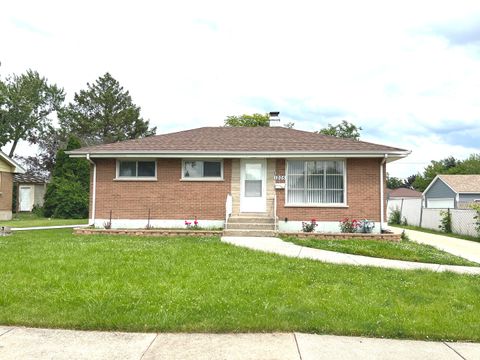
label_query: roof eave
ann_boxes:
[0,151,26,174]
[68,149,410,160]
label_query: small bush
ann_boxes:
[31,204,45,217]
[388,207,401,225]
[340,218,359,233]
[401,217,408,226]
[401,230,409,241]
[469,203,480,236]
[439,208,452,233]
[302,219,318,232]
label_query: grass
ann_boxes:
[393,224,480,244]
[0,229,480,341]
[282,236,479,267]
[0,213,88,228]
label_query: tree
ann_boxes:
[0,70,64,157]
[387,173,404,189]
[43,136,90,218]
[224,113,270,127]
[17,125,67,177]
[59,73,156,146]
[318,120,362,140]
[412,156,459,191]
[404,174,417,189]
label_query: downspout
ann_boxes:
[86,154,97,227]
[380,154,388,232]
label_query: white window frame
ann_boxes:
[181,159,224,181]
[115,159,157,181]
[285,158,348,207]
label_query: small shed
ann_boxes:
[13,174,48,212]
[423,174,480,209]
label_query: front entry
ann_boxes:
[240,159,266,212]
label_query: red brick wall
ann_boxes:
[0,172,13,211]
[90,157,386,222]
[275,158,386,222]
[91,159,231,220]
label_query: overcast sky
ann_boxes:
[2,0,479,178]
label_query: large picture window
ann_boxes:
[182,160,223,180]
[286,160,345,205]
[117,160,156,179]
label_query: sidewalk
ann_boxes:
[11,224,89,231]
[221,236,480,275]
[390,227,480,264]
[1,326,479,360]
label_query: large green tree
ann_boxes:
[224,113,270,127]
[412,156,460,191]
[318,120,362,140]
[386,173,404,189]
[43,136,90,218]
[0,70,64,157]
[59,73,156,146]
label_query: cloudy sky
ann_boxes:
[1,0,479,178]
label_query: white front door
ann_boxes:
[19,186,33,211]
[240,159,266,212]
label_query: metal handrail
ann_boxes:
[225,193,233,229]
[273,193,277,233]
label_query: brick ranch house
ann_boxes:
[0,151,25,220]
[68,127,410,233]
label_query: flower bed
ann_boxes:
[280,232,401,242]
[74,228,222,237]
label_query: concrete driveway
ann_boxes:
[390,227,480,264]
[1,326,479,360]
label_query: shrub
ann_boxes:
[43,178,88,219]
[469,203,480,236]
[401,217,408,226]
[340,218,359,233]
[439,208,452,233]
[31,204,45,217]
[302,219,318,232]
[388,207,401,225]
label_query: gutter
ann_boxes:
[86,154,96,227]
[380,154,388,231]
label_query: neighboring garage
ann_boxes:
[13,174,48,212]
[423,174,480,209]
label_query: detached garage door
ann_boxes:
[426,198,454,209]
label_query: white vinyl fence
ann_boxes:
[387,199,479,237]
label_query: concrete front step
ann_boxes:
[223,229,276,237]
[227,222,275,230]
[228,217,274,224]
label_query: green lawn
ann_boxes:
[0,213,88,228]
[1,229,480,341]
[282,236,478,267]
[393,224,480,244]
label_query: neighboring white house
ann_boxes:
[423,174,480,209]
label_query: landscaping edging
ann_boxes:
[74,228,222,237]
[280,232,401,242]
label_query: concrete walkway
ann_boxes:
[221,236,480,275]
[390,226,480,264]
[0,326,479,359]
[11,224,89,231]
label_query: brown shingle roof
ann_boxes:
[387,188,422,198]
[13,174,48,184]
[438,175,480,193]
[69,127,407,154]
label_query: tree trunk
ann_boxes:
[8,137,20,158]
